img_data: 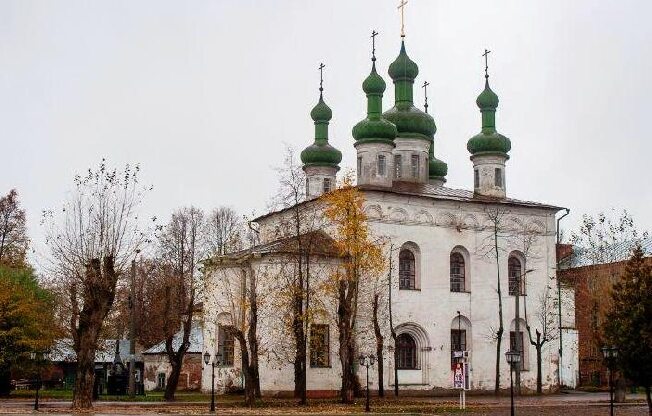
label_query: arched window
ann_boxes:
[217,326,235,367]
[508,256,524,296]
[396,333,417,369]
[450,252,466,292]
[399,249,416,289]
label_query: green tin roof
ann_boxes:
[301,93,342,168]
[353,60,398,144]
[383,40,435,141]
[467,78,511,156]
[428,137,448,179]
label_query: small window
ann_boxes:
[411,154,419,178]
[310,324,330,367]
[474,169,479,188]
[217,326,235,366]
[397,333,417,369]
[305,178,310,196]
[508,257,525,296]
[323,178,332,193]
[357,157,362,176]
[495,168,502,187]
[450,329,467,365]
[378,155,386,176]
[394,155,402,179]
[157,373,166,390]
[509,331,526,370]
[399,249,416,290]
[450,252,466,292]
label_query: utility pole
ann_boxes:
[128,249,140,397]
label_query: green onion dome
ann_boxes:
[388,41,419,81]
[428,137,448,179]
[383,41,435,140]
[362,64,386,95]
[353,61,398,144]
[467,78,511,155]
[301,94,342,168]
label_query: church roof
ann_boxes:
[206,230,341,263]
[358,182,564,211]
[143,322,203,355]
[253,184,564,224]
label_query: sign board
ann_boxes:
[453,362,465,389]
[452,361,471,391]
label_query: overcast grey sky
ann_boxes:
[1,0,650,261]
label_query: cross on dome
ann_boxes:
[398,0,408,38]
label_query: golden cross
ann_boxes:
[398,0,408,38]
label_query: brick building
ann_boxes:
[559,239,652,386]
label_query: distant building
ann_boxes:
[142,322,204,391]
[559,238,651,386]
[47,339,144,394]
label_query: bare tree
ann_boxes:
[0,189,29,267]
[524,285,558,394]
[268,146,324,404]
[206,262,263,406]
[42,161,150,409]
[478,206,510,395]
[205,207,243,255]
[157,206,206,401]
[569,209,649,265]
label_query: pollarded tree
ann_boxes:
[322,173,385,403]
[524,285,558,394]
[43,160,151,409]
[604,245,652,415]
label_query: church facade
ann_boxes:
[201,34,578,395]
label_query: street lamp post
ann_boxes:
[204,351,222,413]
[505,350,521,416]
[602,346,618,416]
[30,352,42,411]
[358,354,375,413]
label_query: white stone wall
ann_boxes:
[304,165,337,199]
[471,153,508,198]
[355,142,395,187]
[393,137,429,183]
[203,190,565,393]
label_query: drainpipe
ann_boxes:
[556,208,570,388]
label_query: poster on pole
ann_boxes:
[453,362,465,389]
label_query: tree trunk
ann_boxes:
[493,223,504,395]
[337,281,354,403]
[72,257,118,410]
[372,293,384,397]
[494,327,503,395]
[231,329,255,406]
[164,356,183,400]
[645,385,651,416]
[247,268,261,399]
[536,344,543,394]
[0,364,11,397]
[293,304,306,403]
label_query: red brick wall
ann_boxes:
[560,257,652,386]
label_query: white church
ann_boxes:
[201,26,578,395]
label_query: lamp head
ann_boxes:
[203,351,210,365]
